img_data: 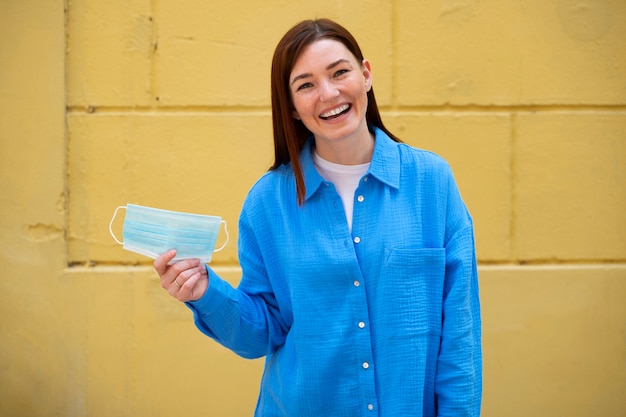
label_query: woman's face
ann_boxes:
[289,39,372,148]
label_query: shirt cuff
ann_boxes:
[185,265,233,317]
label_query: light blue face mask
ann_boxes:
[109,203,229,264]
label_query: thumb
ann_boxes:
[153,249,177,275]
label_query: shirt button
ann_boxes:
[358,321,366,329]
[357,195,364,203]
[353,236,361,244]
[368,404,374,411]
[362,362,369,369]
[363,176,368,182]
[353,280,360,287]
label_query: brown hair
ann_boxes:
[270,18,401,205]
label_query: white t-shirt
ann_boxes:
[313,151,370,232]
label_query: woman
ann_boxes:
[154,18,482,416]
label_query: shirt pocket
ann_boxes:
[384,247,445,269]
[379,247,446,337]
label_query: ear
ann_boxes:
[362,59,373,92]
[292,109,301,120]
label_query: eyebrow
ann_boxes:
[290,58,352,87]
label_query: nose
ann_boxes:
[319,80,339,102]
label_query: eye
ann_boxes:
[333,69,350,77]
[296,82,313,91]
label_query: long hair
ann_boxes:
[270,18,401,205]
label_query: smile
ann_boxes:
[320,104,351,120]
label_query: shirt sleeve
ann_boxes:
[185,195,289,359]
[435,166,483,416]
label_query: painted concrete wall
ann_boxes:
[1,0,625,415]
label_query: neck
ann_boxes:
[314,129,375,165]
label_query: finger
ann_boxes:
[169,258,202,281]
[170,274,195,298]
[167,272,189,296]
[175,261,207,295]
[174,262,203,285]
[158,257,197,289]
[164,259,203,295]
[177,268,208,302]
[170,261,204,294]
[175,271,198,300]
[154,250,177,275]
[167,277,183,297]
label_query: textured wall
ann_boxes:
[1,0,625,416]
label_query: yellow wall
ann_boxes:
[1,0,625,415]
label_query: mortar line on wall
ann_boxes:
[66,106,272,114]
[390,0,399,110]
[65,104,626,115]
[509,112,519,263]
[149,0,159,109]
[65,260,626,271]
[382,104,626,112]
[63,0,71,268]
[477,260,626,267]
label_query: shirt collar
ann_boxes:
[301,140,326,201]
[368,127,401,190]
[301,127,401,202]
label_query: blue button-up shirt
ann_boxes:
[188,128,482,416]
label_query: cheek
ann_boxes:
[292,96,312,117]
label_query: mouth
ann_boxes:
[320,104,351,120]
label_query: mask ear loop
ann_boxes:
[213,220,229,252]
[109,206,126,245]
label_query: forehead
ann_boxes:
[291,39,357,72]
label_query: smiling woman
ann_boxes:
[152,18,482,417]
[268,19,401,205]
[288,40,373,166]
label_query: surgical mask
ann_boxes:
[109,203,228,264]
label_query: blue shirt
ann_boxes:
[188,128,482,416]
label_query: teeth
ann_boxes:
[321,104,349,118]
